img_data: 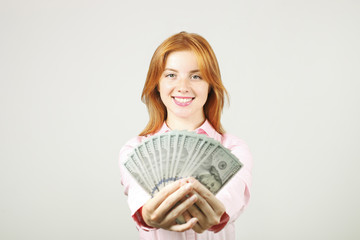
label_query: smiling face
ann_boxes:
[158,51,210,125]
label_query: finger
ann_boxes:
[187,192,222,230]
[168,218,198,232]
[192,222,205,234]
[176,208,192,225]
[182,210,192,222]
[143,181,189,225]
[178,178,188,187]
[175,215,186,224]
[150,183,193,224]
[160,193,197,226]
[188,178,225,215]
[148,180,183,210]
[157,182,194,214]
[187,203,207,229]
[191,191,215,220]
[174,193,192,224]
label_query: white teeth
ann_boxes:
[174,97,192,103]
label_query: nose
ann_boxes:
[177,77,190,93]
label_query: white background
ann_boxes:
[1,0,359,239]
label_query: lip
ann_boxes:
[172,96,194,107]
[172,96,194,98]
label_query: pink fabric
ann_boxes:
[119,120,253,240]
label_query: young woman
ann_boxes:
[119,32,252,240]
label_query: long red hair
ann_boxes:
[140,31,229,136]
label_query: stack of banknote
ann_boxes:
[123,130,243,197]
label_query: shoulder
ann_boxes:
[119,136,145,163]
[221,132,253,171]
[221,133,249,149]
[121,136,144,149]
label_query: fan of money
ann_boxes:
[124,130,243,197]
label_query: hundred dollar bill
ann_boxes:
[144,139,161,193]
[173,133,198,179]
[166,133,177,184]
[190,145,242,194]
[181,138,212,177]
[171,132,186,179]
[152,136,163,189]
[123,157,149,193]
[124,130,243,198]
[158,133,169,188]
[179,137,207,177]
[191,140,219,172]
[136,143,159,195]
[124,153,152,194]
[177,133,203,177]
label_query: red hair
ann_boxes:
[140,31,229,136]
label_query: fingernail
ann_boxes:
[188,177,195,183]
[185,183,192,190]
[190,195,197,201]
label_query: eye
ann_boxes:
[191,75,202,80]
[165,73,176,78]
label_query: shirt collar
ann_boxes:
[156,119,222,142]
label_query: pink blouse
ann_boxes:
[119,120,253,240]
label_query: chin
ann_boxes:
[169,108,203,121]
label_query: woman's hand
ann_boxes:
[142,179,199,232]
[182,177,226,233]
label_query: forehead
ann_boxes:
[164,50,199,70]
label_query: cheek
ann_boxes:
[199,84,210,100]
[201,82,210,94]
[159,81,174,96]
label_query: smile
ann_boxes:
[172,97,194,106]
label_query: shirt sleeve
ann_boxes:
[119,137,153,230]
[216,134,253,223]
[208,212,230,233]
[132,206,156,231]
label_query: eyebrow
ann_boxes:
[164,68,200,73]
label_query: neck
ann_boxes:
[166,115,206,131]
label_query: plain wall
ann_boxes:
[1,0,359,239]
